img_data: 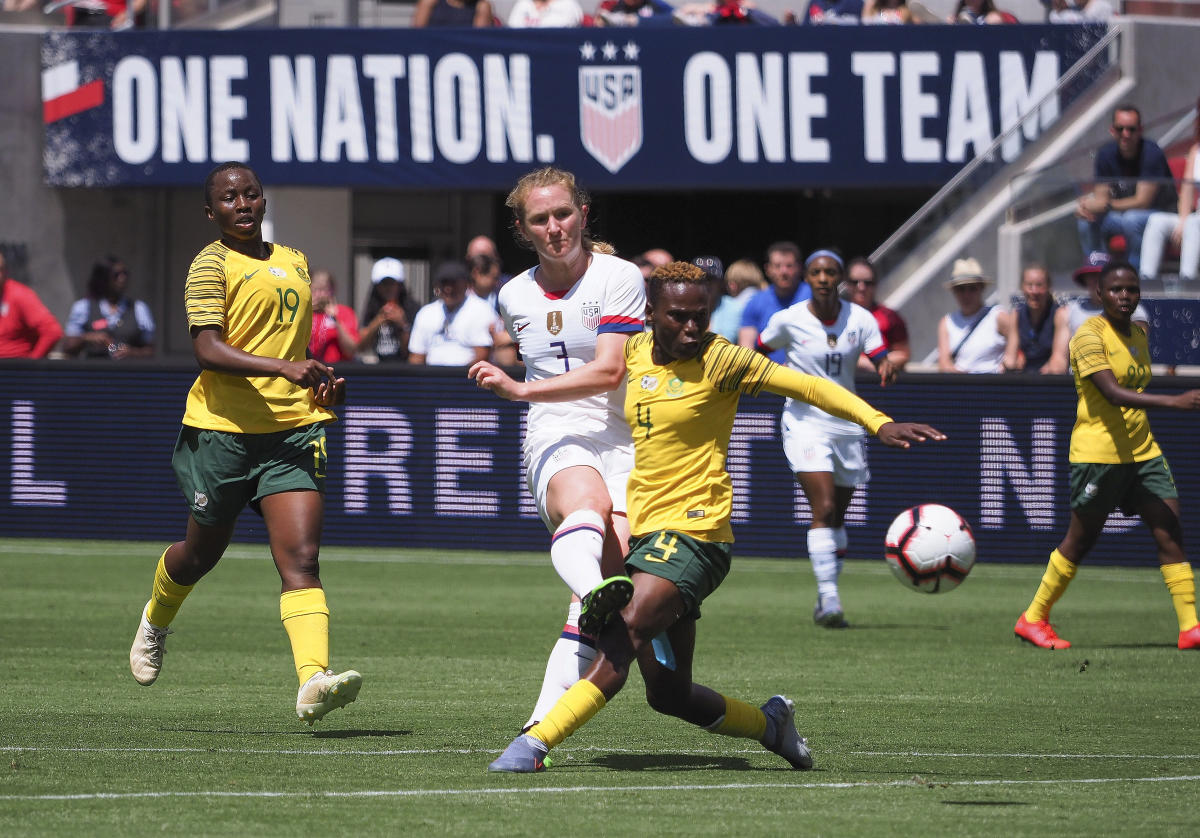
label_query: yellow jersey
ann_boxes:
[623,332,892,542]
[181,241,335,434]
[1068,315,1160,464]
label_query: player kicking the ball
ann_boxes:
[488,262,944,772]
[469,167,645,731]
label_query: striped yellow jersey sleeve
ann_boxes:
[184,242,230,332]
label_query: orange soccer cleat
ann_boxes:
[1014,613,1071,650]
[1178,625,1200,650]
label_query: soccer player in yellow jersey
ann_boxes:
[489,262,945,772]
[1016,261,1200,651]
[128,162,363,724]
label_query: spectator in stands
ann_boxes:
[63,256,155,359]
[936,257,1016,374]
[358,257,418,363]
[1140,101,1199,286]
[642,248,674,270]
[795,0,863,24]
[1077,105,1178,273]
[709,257,765,342]
[1009,263,1068,375]
[949,0,1012,22]
[1043,0,1112,21]
[844,257,910,371]
[507,0,584,26]
[594,0,675,25]
[0,252,62,359]
[862,0,911,23]
[44,0,146,28]
[468,253,503,309]
[408,261,494,366]
[412,0,496,26]
[673,0,781,23]
[308,269,359,364]
[466,234,512,285]
[738,241,811,363]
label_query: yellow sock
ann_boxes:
[705,696,768,741]
[145,549,194,627]
[1161,563,1199,632]
[280,588,329,685]
[1025,549,1077,623]
[526,680,606,750]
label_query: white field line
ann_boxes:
[0,540,1168,582]
[2,775,1199,802]
[3,745,1200,760]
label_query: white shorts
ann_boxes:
[781,413,869,487]
[524,428,633,530]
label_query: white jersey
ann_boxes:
[498,251,645,438]
[760,300,886,435]
[943,305,1006,374]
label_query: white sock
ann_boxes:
[524,601,597,730]
[550,510,606,600]
[808,527,839,601]
[833,526,848,579]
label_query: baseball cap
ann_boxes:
[371,257,405,284]
[433,261,470,284]
[691,255,725,279]
[1072,251,1110,285]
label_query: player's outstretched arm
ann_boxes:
[876,422,947,449]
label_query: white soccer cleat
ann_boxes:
[129,601,172,686]
[760,694,814,770]
[296,669,363,725]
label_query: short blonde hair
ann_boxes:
[723,259,766,294]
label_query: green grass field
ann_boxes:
[1,538,1197,836]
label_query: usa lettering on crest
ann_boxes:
[546,310,563,336]
[579,65,643,174]
[581,302,601,331]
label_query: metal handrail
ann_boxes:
[870,23,1123,266]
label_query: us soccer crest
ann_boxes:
[578,41,643,174]
[581,302,601,331]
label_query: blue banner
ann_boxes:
[41,25,1105,189]
[2,363,1196,566]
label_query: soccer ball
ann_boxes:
[884,504,976,594]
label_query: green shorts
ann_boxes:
[172,423,328,527]
[1069,455,1177,517]
[625,530,732,620]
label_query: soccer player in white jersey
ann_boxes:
[759,249,896,628]
[468,168,645,731]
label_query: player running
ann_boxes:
[758,249,895,628]
[489,261,943,772]
[468,167,645,731]
[128,162,361,724]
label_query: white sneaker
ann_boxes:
[129,601,171,686]
[296,669,362,725]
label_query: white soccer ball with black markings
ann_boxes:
[884,504,976,594]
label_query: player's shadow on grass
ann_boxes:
[840,619,950,624]
[166,728,413,738]
[588,753,756,772]
[310,729,413,739]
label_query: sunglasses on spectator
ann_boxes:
[846,278,876,286]
[1113,124,1140,134]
